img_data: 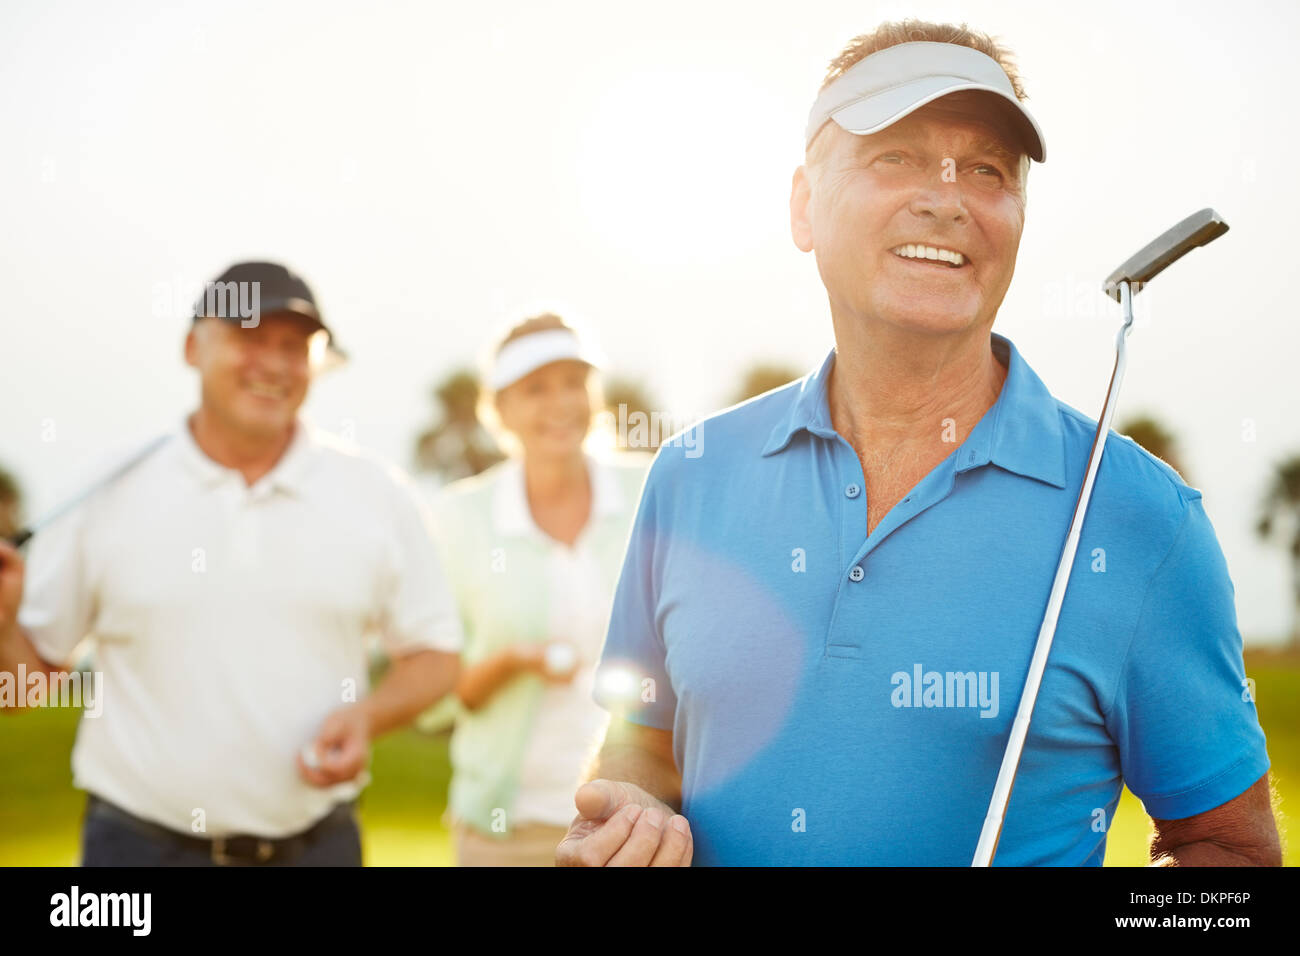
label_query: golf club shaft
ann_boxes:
[971,281,1136,866]
[4,433,172,550]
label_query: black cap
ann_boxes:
[192,261,345,360]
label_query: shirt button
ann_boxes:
[849,566,864,582]
[845,483,861,499]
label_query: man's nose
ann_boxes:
[907,176,969,223]
[250,345,296,378]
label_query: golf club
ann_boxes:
[3,433,173,551]
[971,208,1230,867]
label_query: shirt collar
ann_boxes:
[492,453,626,538]
[761,332,1066,489]
[174,414,318,496]
[759,346,840,457]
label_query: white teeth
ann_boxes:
[892,244,966,266]
[247,382,286,398]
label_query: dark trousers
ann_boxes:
[80,795,363,867]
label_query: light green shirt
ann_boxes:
[427,452,651,836]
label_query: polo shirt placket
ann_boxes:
[776,350,1009,662]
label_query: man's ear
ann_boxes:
[790,165,814,253]
[184,324,200,369]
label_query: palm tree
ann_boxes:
[1256,454,1300,648]
[732,364,803,405]
[413,369,505,482]
[599,376,661,451]
[1117,414,1189,482]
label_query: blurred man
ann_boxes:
[559,21,1278,866]
[0,261,462,866]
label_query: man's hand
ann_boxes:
[297,704,370,787]
[0,539,69,714]
[0,540,25,639]
[556,779,693,866]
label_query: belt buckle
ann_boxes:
[211,836,275,866]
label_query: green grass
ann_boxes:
[358,727,453,866]
[0,702,84,866]
[2,650,1295,866]
[0,711,456,867]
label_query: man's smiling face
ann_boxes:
[792,91,1029,338]
[185,313,324,439]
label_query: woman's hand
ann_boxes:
[514,640,580,684]
[456,640,578,709]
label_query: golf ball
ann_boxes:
[301,745,321,770]
[544,642,577,676]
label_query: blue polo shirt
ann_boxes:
[594,332,1270,866]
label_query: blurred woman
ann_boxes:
[431,313,651,866]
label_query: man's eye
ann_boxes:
[974,164,1004,177]
[878,153,905,164]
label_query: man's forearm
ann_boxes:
[1151,841,1282,867]
[361,649,459,737]
[0,624,65,713]
[1148,774,1282,866]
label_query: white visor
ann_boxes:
[488,328,603,391]
[805,41,1046,163]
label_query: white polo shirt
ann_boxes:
[500,456,626,826]
[18,416,463,838]
[433,453,650,831]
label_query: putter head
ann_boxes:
[1102,208,1229,302]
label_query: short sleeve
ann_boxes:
[375,471,464,656]
[1106,495,1271,820]
[593,456,678,730]
[17,505,95,667]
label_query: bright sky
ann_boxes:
[2,0,1297,642]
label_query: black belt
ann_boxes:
[86,794,357,866]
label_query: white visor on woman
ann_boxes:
[805,41,1046,163]
[488,328,604,391]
